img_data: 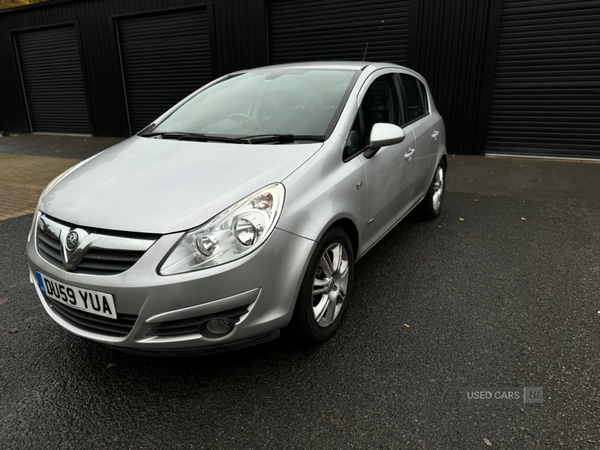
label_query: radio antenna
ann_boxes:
[362,42,369,61]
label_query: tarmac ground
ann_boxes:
[0,134,123,160]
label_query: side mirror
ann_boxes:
[364,123,406,159]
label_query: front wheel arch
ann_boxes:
[287,226,355,343]
[329,218,359,262]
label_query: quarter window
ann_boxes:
[343,114,362,160]
[400,74,427,123]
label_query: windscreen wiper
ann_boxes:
[241,134,327,144]
[141,131,248,144]
[140,132,326,144]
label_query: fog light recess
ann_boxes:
[201,319,233,338]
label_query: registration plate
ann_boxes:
[35,272,117,319]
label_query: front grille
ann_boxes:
[36,229,63,265]
[35,214,156,275]
[147,306,249,337]
[46,297,137,337]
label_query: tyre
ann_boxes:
[289,227,354,343]
[419,160,446,220]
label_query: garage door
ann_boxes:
[15,26,92,135]
[117,8,213,134]
[486,0,600,159]
[267,0,410,65]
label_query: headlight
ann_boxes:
[159,183,285,275]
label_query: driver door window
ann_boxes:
[361,74,404,138]
[344,74,405,160]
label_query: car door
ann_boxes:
[399,73,439,203]
[357,72,416,252]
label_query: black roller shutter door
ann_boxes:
[15,26,91,135]
[486,0,600,159]
[117,8,213,134]
[267,0,410,65]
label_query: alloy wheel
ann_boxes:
[432,166,444,211]
[311,243,349,328]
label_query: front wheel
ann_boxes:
[419,161,446,220]
[289,227,354,343]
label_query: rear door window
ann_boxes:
[399,74,428,124]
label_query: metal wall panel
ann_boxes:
[15,25,91,134]
[117,8,212,134]
[2,0,598,154]
[486,0,600,159]
[267,0,410,65]
[0,0,266,137]
[407,0,495,155]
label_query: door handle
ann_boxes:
[404,148,415,161]
[431,130,439,140]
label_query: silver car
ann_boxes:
[26,62,447,354]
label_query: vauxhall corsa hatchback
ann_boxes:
[26,62,447,354]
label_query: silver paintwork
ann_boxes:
[40,138,322,234]
[26,61,447,353]
[277,64,446,255]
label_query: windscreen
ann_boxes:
[150,68,358,138]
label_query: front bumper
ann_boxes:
[26,224,316,353]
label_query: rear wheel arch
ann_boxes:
[440,153,448,171]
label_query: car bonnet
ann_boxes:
[40,136,323,234]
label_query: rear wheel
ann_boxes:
[290,227,354,343]
[419,161,445,220]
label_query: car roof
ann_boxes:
[243,61,407,72]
